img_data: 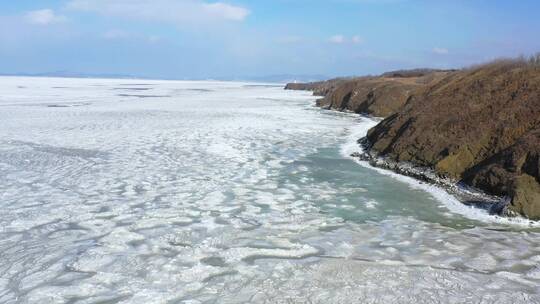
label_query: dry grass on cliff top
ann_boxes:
[467,53,540,71]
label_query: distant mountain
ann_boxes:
[234,74,330,84]
[0,72,331,83]
[0,71,142,79]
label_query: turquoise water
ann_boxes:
[292,147,477,229]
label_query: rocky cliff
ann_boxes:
[284,78,348,96]
[366,59,540,219]
[287,70,449,117]
[285,58,540,219]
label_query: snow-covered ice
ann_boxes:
[0,76,539,303]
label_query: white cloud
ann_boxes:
[433,47,449,55]
[66,0,250,26]
[102,29,162,44]
[24,9,66,25]
[329,35,346,44]
[329,35,364,44]
[103,29,130,40]
[202,2,249,21]
[352,35,364,44]
[147,35,161,43]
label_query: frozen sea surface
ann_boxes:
[0,76,539,303]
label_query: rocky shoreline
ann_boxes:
[353,137,511,217]
[286,56,540,220]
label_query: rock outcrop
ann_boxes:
[287,70,450,117]
[366,59,540,219]
[317,76,433,117]
[284,78,348,96]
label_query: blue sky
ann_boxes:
[1,0,539,79]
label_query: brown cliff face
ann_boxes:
[287,70,449,117]
[284,78,347,96]
[366,60,540,219]
[315,75,440,117]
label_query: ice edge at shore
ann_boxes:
[339,115,540,228]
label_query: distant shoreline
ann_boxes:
[0,73,327,84]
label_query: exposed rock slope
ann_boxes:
[366,60,540,219]
[287,70,450,117]
[284,78,347,96]
[317,75,442,117]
